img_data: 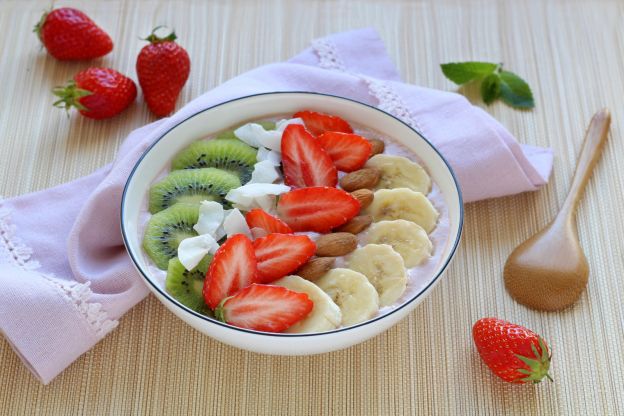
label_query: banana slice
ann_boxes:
[365,188,439,233]
[273,275,342,333]
[365,220,433,267]
[346,244,407,306]
[365,154,431,193]
[315,268,379,326]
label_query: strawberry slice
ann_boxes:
[215,284,313,332]
[245,209,293,235]
[317,132,373,172]
[253,233,316,283]
[277,187,360,233]
[293,110,353,136]
[203,234,257,309]
[281,124,338,188]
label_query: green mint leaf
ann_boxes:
[480,73,501,104]
[440,62,498,85]
[498,70,535,109]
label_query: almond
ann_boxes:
[335,215,373,234]
[315,232,358,257]
[295,257,335,281]
[339,168,380,191]
[369,139,385,155]
[350,189,374,210]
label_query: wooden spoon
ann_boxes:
[503,109,611,311]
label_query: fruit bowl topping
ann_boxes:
[473,318,553,384]
[143,110,443,333]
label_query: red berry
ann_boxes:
[52,68,137,120]
[245,209,293,235]
[277,187,360,233]
[281,124,337,188]
[472,318,553,384]
[253,234,316,283]
[34,7,113,60]
[293,110,353,136]
[136,27,190,117]
[203,234,257,309]
[215,284,313,332]
[317,132,373,172]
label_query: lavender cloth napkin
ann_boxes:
[0,28,552,384]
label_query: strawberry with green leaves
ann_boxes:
[136,27,190,117]
[472,318,553,384]
[53,68,137,120]
[34,7,113,60]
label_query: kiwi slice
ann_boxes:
[143,203,200,269]
[165,256,213,315]
[215,121,276,140]
[171,139,258,184]
[149,168,240,214]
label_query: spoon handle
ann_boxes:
[560,108,611,218]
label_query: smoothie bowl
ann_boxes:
[121,92,463,354]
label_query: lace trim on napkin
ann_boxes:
[0,203,118,337]
[311,37,424,133]
[311,38,347,71]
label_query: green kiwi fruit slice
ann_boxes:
[171,139,258,184]
[165,256,213,315]
[143,203,200,269]
[215,121,276,140]
[149,168,240,214]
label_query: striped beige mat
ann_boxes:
[0,0,622,414]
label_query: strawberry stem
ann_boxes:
[33,9,51,41]
[515,337,553,384]
[143,26,177,43]
[52,80,92,114]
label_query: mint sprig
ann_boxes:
[440,62,534,109]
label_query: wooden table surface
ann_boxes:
[1,0,623,415]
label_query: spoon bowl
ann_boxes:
[504,217,588,311]
[504,109,610,311]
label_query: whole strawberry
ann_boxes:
[136,27,190,117]
[34,7,113,60]
[472,318,553,384]
[53,68,137,120]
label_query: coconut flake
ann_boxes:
[178,234,219,270]
[249,160,280,184]
[256,147,281,165]
[222,208,252,239]
[276,118,304,131]
[193,201,225,238]
[234,118,304,153]
[234,123,282,147]
[225,183,290,213]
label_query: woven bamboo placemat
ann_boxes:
[1,0,623,414]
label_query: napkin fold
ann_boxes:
[0,28,552,384]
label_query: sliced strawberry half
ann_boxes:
[317,132,373,172]
[281,124,337,188]
[215,284,313,332]
[253,233,316,283]
[293,110,353,136]
[245,208,293,235]
[203,234,257,309]
[277,187,360,233]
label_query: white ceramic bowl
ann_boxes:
[121,92,463,355]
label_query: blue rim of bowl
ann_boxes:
[121,91,464,337]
